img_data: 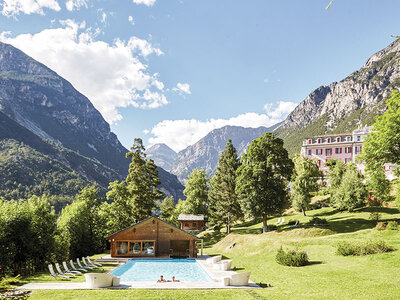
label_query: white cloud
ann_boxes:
[172,82,191,95]
[132,0,156,6]
[65,0,87,11]
[1,0,60,17]
[128,15,135,25]
[0,20,167,123]
[264,101,298,119]
[147,102,298,152]
[100,11,107,24]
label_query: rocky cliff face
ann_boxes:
[276,39,400,155]
[170,125,276,183]
[146,143,178,171]
[0,42,184,200]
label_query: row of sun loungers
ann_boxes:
[206,255,251,286]
[48,257,102,279]
[274,218,285,225]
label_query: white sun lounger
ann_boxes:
[77,258,93,270]
[227,271,251,286]
[274,218,281,225]
[83,257,98,268]
[48,264,69,279]
[87,256,102,267]
[213,259,233,271]
[279,218,285,224]
[63,261,81,274]
[85,273,115,288]
[56,263,76,277]
[70,260,87,272]
[289,220,299,228]
[206,255,222,265]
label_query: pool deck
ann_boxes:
[16,256,260,290]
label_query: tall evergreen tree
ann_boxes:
[183,168,209,215]
[291,155,322,216]
[236,132,293,233]
[159,196,175,223]
[209,139,243,234]
[107,138,163,230]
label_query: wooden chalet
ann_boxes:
[178,214,208,231]
[106,216,199,258]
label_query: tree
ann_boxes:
[209,139,243,234]
[183,168,209,215]
[326,159,346,192]
[159,196,175,223]
[291,155,322,216]
[236,132,294,233]
[361,90,400,202]
[107,138,163,231]
[331,163,367,211]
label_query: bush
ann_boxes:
[275,246,309,267]
[0,275,22,293]
[336,240,394,256]
[375,222,386,230]
[308,217,328,226]
[369,212,381,222]
[386,221,399,231]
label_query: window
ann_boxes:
[318,138,322,144]
[357,136,361,141]
[318,160,321,167]
[345,158,351,163]
[142,241,155,256]
[316,149,323,155]
[345,147,352,153]
[308,149,312,155]
[117,241,128,255]
[355,146,362,154]
[129,242,141,255]
[327,138,331,143]
[326,148,332,156]
[346,136,351,142]
[336,137,341,142]
[192,222,196,227]
[308,139,312,145]
[335,147,342,154]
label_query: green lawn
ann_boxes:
[22,204,400,299]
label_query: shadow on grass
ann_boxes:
[313,209,340,217]
[306,261,323,266]
[327,218,375,233]
[232,218,262,228]
[356,206,400,215]
[232,228,263,235]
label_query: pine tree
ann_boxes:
[291,155,322,216]
[160,196,175,223]
[236,132,293,233]
[183,168,209,215]
[209,139,243,234]
[107,138,163,229]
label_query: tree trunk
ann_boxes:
[227,212,231,234]
[302,208,307,216]
[262,214,268,233]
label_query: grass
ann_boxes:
[16,203,400,299]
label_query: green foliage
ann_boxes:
[106,138,163,232]
[331,163,367,212]
[57,186,106,259]
[183,168,209,215]
[326,159,346,192]
[159,196,175,224]
[336,240,393,256]
[308,217,328,226]
[375,222,386,230]
[209,139,243,234]
[0,196,58,276]
[236,132,293,233]
[291,155,322,216]
[386,221,399,230]
[369,212,381,222]
[275,246,309,267]
[0,275,22,293]
[396,181,400,206]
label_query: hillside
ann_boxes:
[169,125,279,182]
[276,39,400,156]
[0,42,184,201]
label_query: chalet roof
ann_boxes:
[106,216,198,240]
[178,214,208,221]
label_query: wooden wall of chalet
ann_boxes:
[108,217,197,258]
[180,220,207,231]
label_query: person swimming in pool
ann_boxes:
[172,276,180,282]
[157,275,166,283]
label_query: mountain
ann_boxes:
[0,42,184,201]
[170,124,279,183]
[276,39,400,156]
[146,143,178,171]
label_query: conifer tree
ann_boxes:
[183,168,209,215]
[107,138,163,229]
[209,139,243,234]
[160,196,175,223]
[236,132,293,233]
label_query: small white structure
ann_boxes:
[213,260,232,271]
[206,255,222,265]
[84,273,120,288]
[224,272,251,286]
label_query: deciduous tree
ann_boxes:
[183,168,209,216]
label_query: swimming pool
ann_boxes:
[110,259,213,282]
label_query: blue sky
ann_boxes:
[1,0,400,152]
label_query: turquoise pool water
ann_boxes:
[110,259,213,282]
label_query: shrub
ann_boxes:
[386,221,399,231]
[369,212,381,222]
[275,246,309,267]
[308,217,328,226]
[336,240,393,256]
[375,222,386,230]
